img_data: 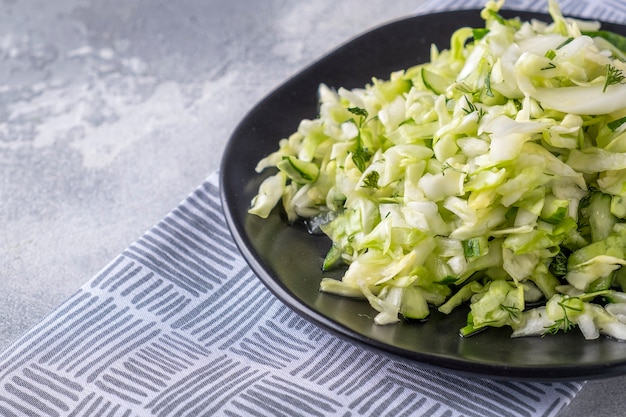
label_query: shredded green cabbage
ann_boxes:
[249,0,626,340]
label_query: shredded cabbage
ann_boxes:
[249,0,626,340]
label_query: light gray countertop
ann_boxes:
[1,1,624,415]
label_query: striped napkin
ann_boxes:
[0,1,621,416]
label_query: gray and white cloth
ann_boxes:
[0,1,622,416]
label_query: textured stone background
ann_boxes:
[0,0,420,346]
[0,1,623,415]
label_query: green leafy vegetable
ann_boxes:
[556,37,574,49]
[542,296,582,336]
[362,171,380,189]
[603,64,625,92]
[351,144,371,172]
[608,116,626,131]
[347,107,372,172]
[583,30,626,59]
[544,49,557,60]
[472,28,490,41]
[549,249,569,278]
[348,107,369,119]
[248,0,626,341]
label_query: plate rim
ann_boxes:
[219,8,626,381]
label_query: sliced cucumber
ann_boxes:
[277,156,319,183]
[589,192,616,242]
[421,67,450,95]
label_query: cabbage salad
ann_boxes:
[248,0,626,340]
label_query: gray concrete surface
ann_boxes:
[1,1,624,415]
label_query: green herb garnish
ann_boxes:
[603,64,625,92]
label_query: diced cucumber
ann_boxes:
[400,287,430,320]
[610,195,626,218]
[463,236,489,258]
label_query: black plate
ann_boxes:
[220,9,626,380]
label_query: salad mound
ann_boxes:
[248,0,626,340]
